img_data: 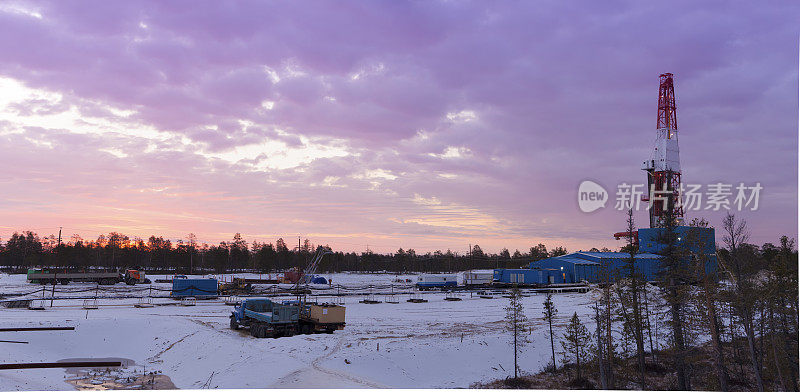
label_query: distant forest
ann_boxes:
[0,231,582,273]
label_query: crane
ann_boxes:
[291,248,333,292]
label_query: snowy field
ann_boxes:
[0,272,599,390]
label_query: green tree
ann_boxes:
[542,292,558,371]
[505,286,528,379]
[622,209,647,387]
[549,246,567,257]
[654,204,690,389]
[561,312,593,381]
[529,244,548,260]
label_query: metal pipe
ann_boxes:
[0,361,121,370]
[0,327,75,332]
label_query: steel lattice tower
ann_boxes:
[642,73,684,228]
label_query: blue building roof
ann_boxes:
[572,252,661,260]
[549,255,599,265]
[528,251,667,283]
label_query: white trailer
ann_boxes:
[463,270,494,286]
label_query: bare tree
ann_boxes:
[593,302,608,389]
[721,213,764,392]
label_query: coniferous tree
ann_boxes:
[561,312,593,381]
[542,292,558,371]
[622,208,647,387]
[504,286,528,379]
[654,203,690,389]
[685,218,730,391]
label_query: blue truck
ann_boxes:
[230,298,346,338]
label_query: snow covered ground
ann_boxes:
[0,272,598,390]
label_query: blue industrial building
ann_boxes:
[492,226,716,285]
[493,268,566,285]
[638,227,716,255]
[531,252,663,283]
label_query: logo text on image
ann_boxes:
[578,180,608,213]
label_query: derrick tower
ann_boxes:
[642,73,684,228]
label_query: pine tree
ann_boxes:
[542,292,558,371]
[654,203,691,389]
[685,217,730,391]
[623,209,647,387]
[561,312,593,381]
[504,286,529,379]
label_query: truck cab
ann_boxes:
[124,269,150,285]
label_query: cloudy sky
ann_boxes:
[0,1,796,253]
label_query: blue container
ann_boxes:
[311,276,327,284]
[172,278,218,298]
[492,269,565,285]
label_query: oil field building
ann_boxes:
[530,252,662,283]
[494,226,716,285]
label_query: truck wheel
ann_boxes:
[59,279,70,285]
[250,324,260,337]
[230,317,239,330]
[126,278,135,285]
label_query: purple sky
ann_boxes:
[0,1,796,254]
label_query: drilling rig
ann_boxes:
[642,72,684,228]
[615,73,685,243]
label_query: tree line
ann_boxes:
[0,231,571,274]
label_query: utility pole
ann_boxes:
[56,227,62,266]
[468,244,472,270]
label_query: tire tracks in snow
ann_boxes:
[271,335,387,388]
[147,331,198,362]
[311,336,388,388]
